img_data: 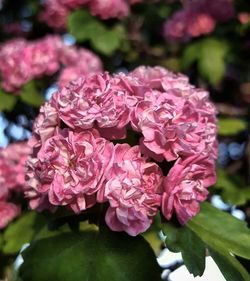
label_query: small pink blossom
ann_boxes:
[40,0,140,28]
[26,129,113,213]
[0,39,31,92]
[104,144,163,236]
[238,12,250,25]
[0,201,20,229]
[131,91,205,161]
[162,155,216,224]
[0,142,29,229]
[186,13,215,37]
[130,66,172,89]
[39,0,70,29]
[24,36,62,77]
[89,0,129,19]
[58,48,103,88]
[0,183,8,201]
[30,102,60,149]
[131,67,217,161]
[0,36,102,93]
[53,73,137,139]
[0,142,31,192]
[164,0,234,42]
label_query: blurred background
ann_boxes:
[0,0,250,280]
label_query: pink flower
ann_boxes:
[0,39,31,92]
[163,9,215,42]
[0,182,8,201]
[0,36,62,92]
[131,67,217,161]
[103,144,163,236]
[0,142,31,228]
[58,47,103,88]
[130,66,172,89]
[162,155,216,224]
[39,0,70,29]
[0,36,102,93]
[25,65,218,235]
[89,0,129,19]
[238,12,250,25]
[163,0,234,42]
[40,0,140,28]
[24,36,62,77]
[52,73,137,139]
[58,0,89,9]
[30,102,59,149]
[163,10,188,42]
[131,91,204,161]
[0,201,20,229]
[26,129,113,213]
[58,67,84,88]
[0,142,31,192]
[186,13,215,37]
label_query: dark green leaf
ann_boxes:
[162,224,206,277]
[218,118,247,136]
[3,212,46,254]
[187,202,250,260]
[0,234,3,251]
[182,42,200,69]
[215,169,250,206]
[20,228,161,281]
[0,89,17,111]
[20,82,44,107]
[91,30,122,55]
[209,247,250,281]
[68,10,105,42]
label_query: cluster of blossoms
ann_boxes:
[164,0,235,42]
[26,66,217,236]
[0,142,31,229]
[40,0,142,29]
[0,35,102,93]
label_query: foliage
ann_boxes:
[20,227,162,281]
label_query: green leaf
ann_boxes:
[187,202,250,260]
[182,42,200,69]
[218,118,247,136]
[162,224,206,277]
[215,169,250,206]
[91,30,122,56]
[209,247,250,281]
[0,89,17,111]
[198,38,228,85]
[2,212,46,254]
[20,82,44,107]
[20,228,162,281]
[142,214,162,255]
[68,10,106,42]
[67,10,122,55]
[142,230,162,256]
[0,234,3,251]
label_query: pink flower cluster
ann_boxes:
[26,66,217,236]
[0,35,102,93]
[0,142,31,229]
[164,0,235,42]
[40,0,142,29]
